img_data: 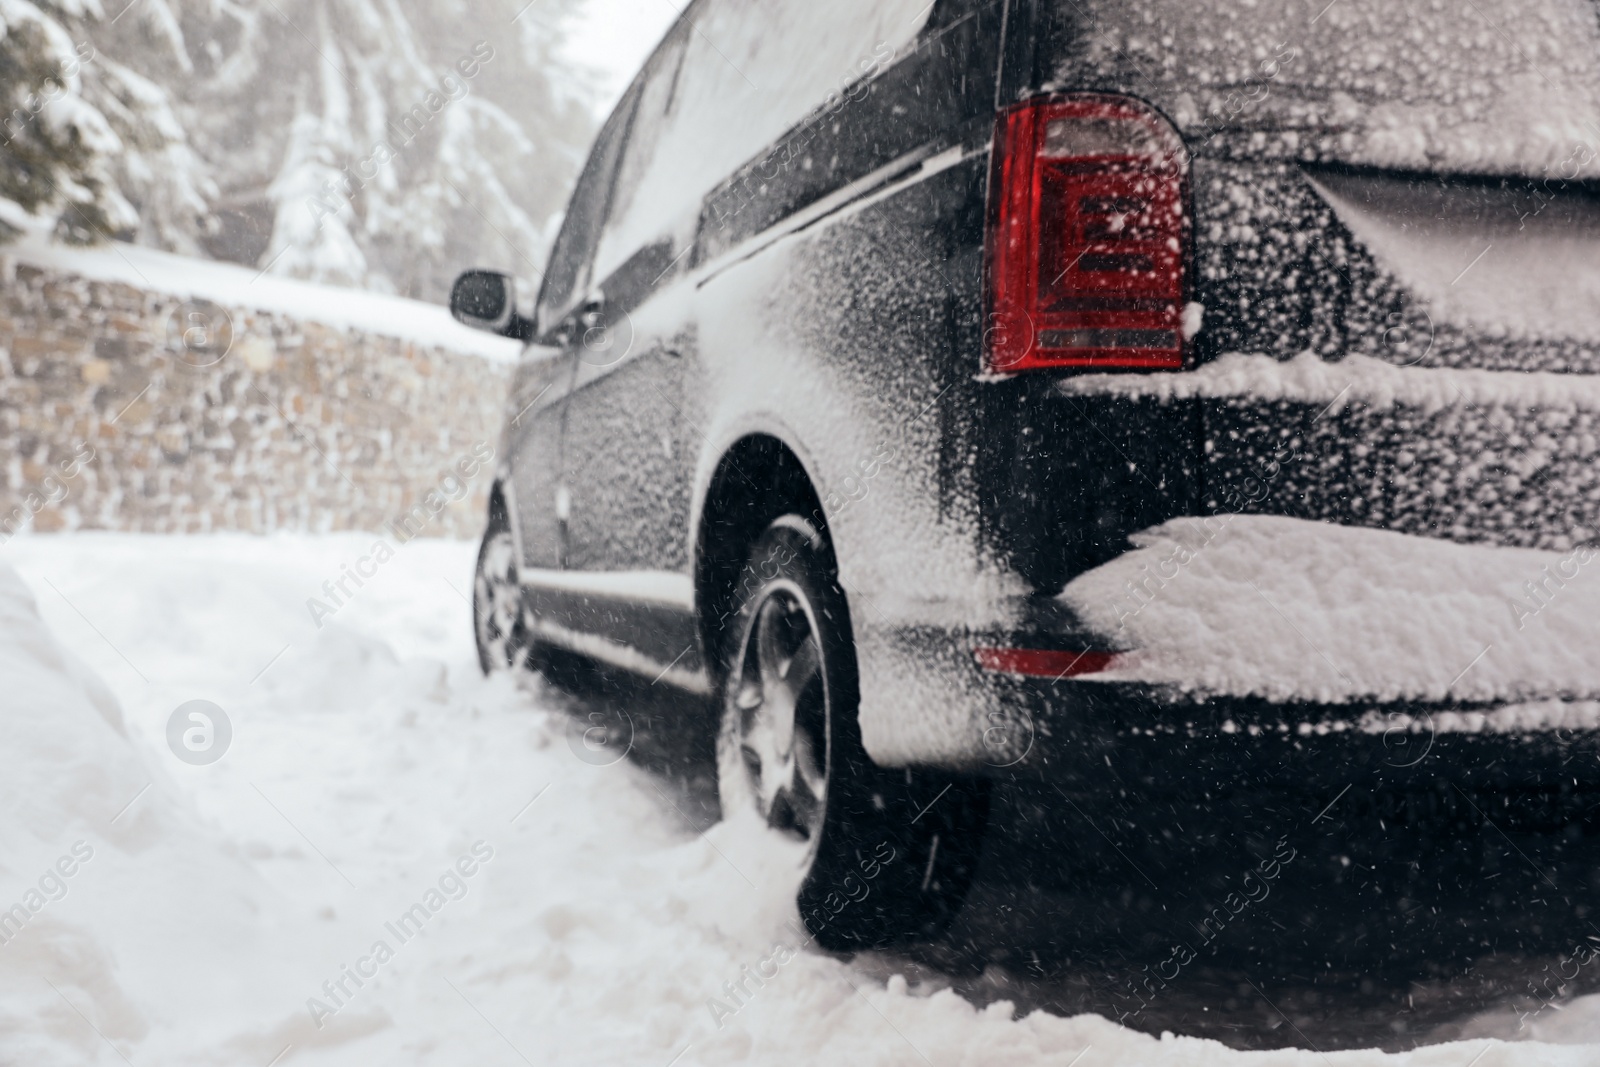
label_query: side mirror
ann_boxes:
[450,270,535,340]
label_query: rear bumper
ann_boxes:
[853,614,1600,795]
[999,677,1600,794]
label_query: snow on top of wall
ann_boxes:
[5,236,524,363]
[1062,514,1600,705]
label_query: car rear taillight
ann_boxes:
[973,647,1117,679]
[984,94,1190,374]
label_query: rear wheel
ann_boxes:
[716,516,990,950]
[473,496,531,675]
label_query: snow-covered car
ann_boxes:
[453,0,1600,948]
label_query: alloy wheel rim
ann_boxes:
[729,583,830,846]
[475,532,522,669]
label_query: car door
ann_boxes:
[502,341,572,572]
[546,0,962,687]
[547,24,707,683]
[512,80,636,580]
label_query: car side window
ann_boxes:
[536,85,638,332]
[590,0,936,287]
[591,25,691,287]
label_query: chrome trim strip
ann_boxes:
[520,567,695,611]
[530,618,711,695]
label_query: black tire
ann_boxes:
[473,494,532,675]
[716,515,990,950]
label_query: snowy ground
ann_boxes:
[3,532,1600,1065]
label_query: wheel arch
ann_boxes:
[485,467,523,563]
[693,433,834,667]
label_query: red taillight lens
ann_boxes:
[973,647,1117,679]
[984,94,1190,374]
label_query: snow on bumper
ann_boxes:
[1060,514,1600,705]
[856,515,1600,780]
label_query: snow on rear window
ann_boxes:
[1053,0,1600,177]
[592,0,933,280]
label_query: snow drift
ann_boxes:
[0,559,312,1065]
[3,533,1600,1063]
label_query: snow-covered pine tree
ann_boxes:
[0,0,137,243]
[84,0,596,301]
[2,0,597,301]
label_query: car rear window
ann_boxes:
[1045,0,1600,178]
[591,0,935,281]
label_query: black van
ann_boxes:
[456,0,1600,949]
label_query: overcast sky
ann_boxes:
[561,0,683,113]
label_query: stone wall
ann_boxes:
[0,259,511,542]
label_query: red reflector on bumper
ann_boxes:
[973,648,1116,678]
